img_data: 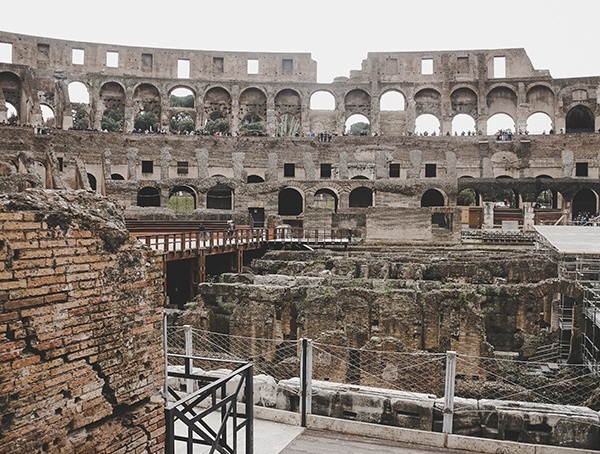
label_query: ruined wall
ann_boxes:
[180,248,561,359]
[0,189,165,453]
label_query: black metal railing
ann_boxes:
[165,354,253,454]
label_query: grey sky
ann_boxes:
[1,0,599,83]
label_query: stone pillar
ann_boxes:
[483,201,495,229]
[230,85,240,135]
[522,201,535,231]
[266,93,276,136]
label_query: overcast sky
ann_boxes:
[1,0,599,83]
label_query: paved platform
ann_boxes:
[280,429,469,453]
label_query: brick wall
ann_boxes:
[0,189,165,453]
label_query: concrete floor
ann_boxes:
[173,415,471,454]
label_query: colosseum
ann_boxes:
[1,31,600,453]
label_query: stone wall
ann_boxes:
[179,248,562,359]
[0,189,165,453]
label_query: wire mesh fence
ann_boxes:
[312,343,447,396]
[167,326,300,381]
[167,326,599,407]
[454,354,598,407]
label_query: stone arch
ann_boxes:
[572,189,598,221]
[309,90,336,110]
[170,111,195,134]
[278,187,303,215]
[380,89,405,111]
[169,185,197,212]
[349,187,373,207]
[275,89,302,136]
[68,81,90,104]
[486,85,517,118]
[239,87,267,123]
[314,188,338,212]
[0,71,24,122]
[99,82,125,131]
[494,176,519,208]
[450,87,478,117]
[345,114,370,135]
[137,186,160,207]
[203,86,232,125]
[133,83,161,129]
[344,89,371,118]
[451,114,476,134]
[87,173,97,191]
[40,104,55,126]
[566,105,594,133]
[457,188,480,206]
[526,112,553,134]
[526,85,554,117]
[414,88,442,116]
[415,114,440,135]
[534,176,559,209]
[420,189,445,207]
[247,174,265,183]
[111,173,125,180]
[207,184,233,210]
[487,113,516,135]
[168,86,195,108]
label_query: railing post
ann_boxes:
[300,338,313,427]
[164,407,174,454]
[184,325,193,394]
[443,350,457,434]
[163,314,168,398]
[245,365,254,454]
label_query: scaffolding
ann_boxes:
[579,259,600,372]
[534,227,600,371]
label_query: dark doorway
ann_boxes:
[566,105,594,133]
[572,189,598,220]
[349,187,373,207]
[248,207,265,227]
[278,188,303,215]
[166,259,193,308]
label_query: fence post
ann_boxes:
[443,350,457,434]
[163,314,168,398]
[245,365,254,454]
[300,338,313,427]
[184,325,193,394]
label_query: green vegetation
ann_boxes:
[71,103,89,130]
[205,117,229,135]
[101,109,123,132]
[169,94,194,108]
[349,122,369,136]
[134,111,159,132]
[170,112,195,133]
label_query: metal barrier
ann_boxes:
[164,318,254,454]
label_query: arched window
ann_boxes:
[207,185,233,210]
[87,173,97,191]
[169,186,196,212]
[169,87,195,108]
[40,104,55,127]
[68,81,90,104]
[380,90,405,111]
[566,105,594,133]
[111,173,125,180]
[457,188,479,206]
[415,114,440,135]
[247,175,265,183]
[421,189,445,207]
[487,113,515,135]
[572,189,598,221]
[451,114,476,135]
[309,91,336,110]
[278,188,303,215]
[314,188,338,212]
[137,187,160,207]
[349,187,373,207]
[526,112,553,134]
[345,114,370,135]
